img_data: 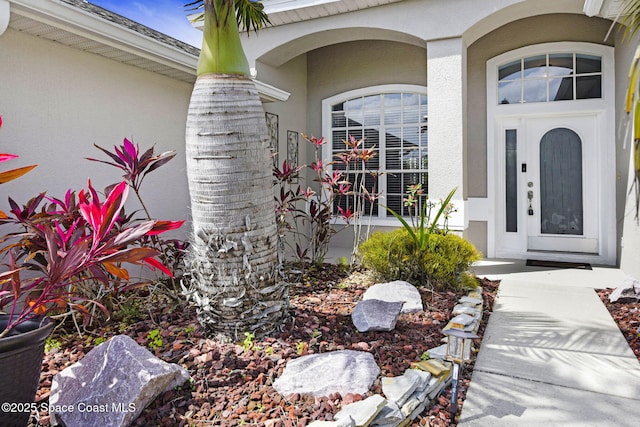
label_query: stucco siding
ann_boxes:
[616,31,640,275]
[259,55,308,164]
[306,40,427,139]
[0,28,192,234]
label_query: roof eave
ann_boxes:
[9,0,198,77]
[584,0,605,17]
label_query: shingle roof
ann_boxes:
[60,0,200,56]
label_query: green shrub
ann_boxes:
[360,228,481,291]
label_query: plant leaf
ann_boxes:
[0,165,37,184]
[102,261,130,281]
[142,256,173,277]
[99,247,160,263]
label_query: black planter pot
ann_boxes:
[0,315,54,427]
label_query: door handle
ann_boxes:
[527,186,534,215]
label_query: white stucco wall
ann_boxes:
[0,28,193,236]
[620,155,640,278]
[259,55,308,166]
[617,32,640,277]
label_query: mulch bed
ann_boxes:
[30,265,500,427]
[598,288,640,362]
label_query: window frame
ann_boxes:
[322,84,428,225]
[497,52,603,105]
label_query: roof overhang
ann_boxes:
[4,0,288,101]
[7,0,198,82]
[190,0,406,29]
[583,0,625,18]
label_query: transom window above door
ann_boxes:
[498,53,602,104]
[323,86,428,220]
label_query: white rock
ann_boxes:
[352,299,403,332]
[382,371,422,406]
[335,394,387,426]
[273,350,380,398]
[308,416,356,427]
[50,335,189,427]
[610,276,640,303]
[363,281,423,313]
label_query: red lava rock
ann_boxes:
[31,265,504,427]
[194,352,212,364]
[342,393,363,405]
[352,341,370,351]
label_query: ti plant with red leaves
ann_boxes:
[273,134,376,266]
[0,180,184,338]
[0,119,184,338]
[87,138,176,219]
[86,138,189,293]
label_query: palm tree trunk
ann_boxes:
[185,75,287,340]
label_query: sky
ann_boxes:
[89,1,203,47]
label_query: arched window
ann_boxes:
[323,85,428,220]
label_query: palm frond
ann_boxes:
[235,0,271,33]
[611,0,640,41]
[184,0,270,32]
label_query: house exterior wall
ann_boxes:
[305,40,427,140]
[259,55,308,166]
[244,0,640,272]
[0,28,193,234]
[615,31,640,277]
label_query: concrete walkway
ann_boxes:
[459,259,640,426]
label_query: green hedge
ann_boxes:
[359,228,481,291]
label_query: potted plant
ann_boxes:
[0,115,183,426]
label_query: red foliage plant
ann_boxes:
[0,116,184,338]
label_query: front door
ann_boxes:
[487,42,616,264]
[524,115,598,254]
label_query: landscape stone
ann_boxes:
[371,401,403,426]
[408,368,432,391]
[609,275,640,303]
[50,335,190,427]
[467,289,482,300]
[408,400,428,420]
[400,396,426,419]
[411,359,452,378]
[428,376,452,400]
[448,313,475,328]
[451,304,480,316]
[363,281,423,313]
[273,350,380,398]
[424,344,448,360]
[458,296,482,305]
[334,394,387,426]
[308,416,356,427]
[352,299,404,332]
[381,370,422,406]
